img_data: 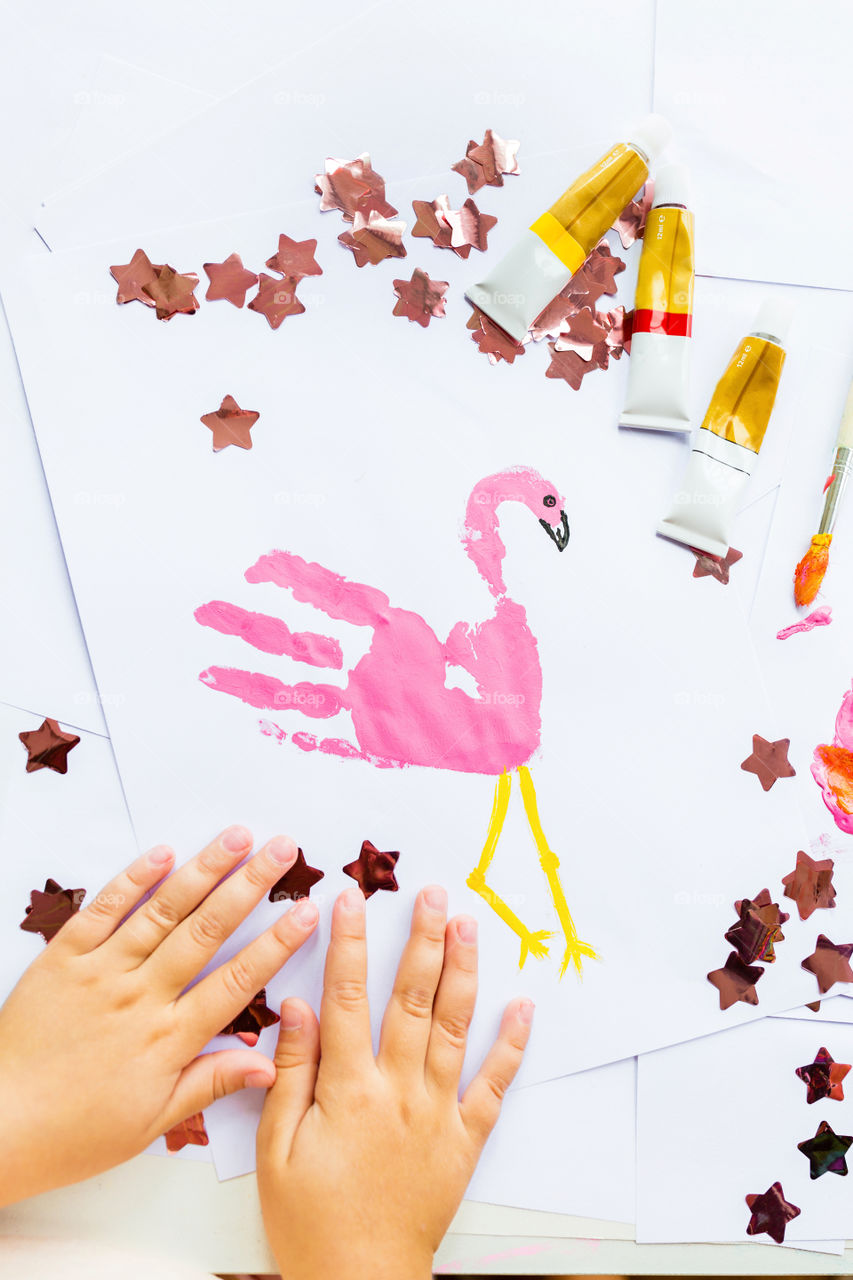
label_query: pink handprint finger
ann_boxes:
[245,551,390,627]
[194,600,343,669]
[199,667,344,717]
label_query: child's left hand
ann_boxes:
[0,825,318,1206]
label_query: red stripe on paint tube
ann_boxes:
[633,308,693,337]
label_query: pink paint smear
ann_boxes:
[196,468,568,775]
[812,683,853,835]
[777,606,832,640]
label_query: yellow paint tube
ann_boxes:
[619,164,695,432]
[466,115,672,342]
[658,299,792,557]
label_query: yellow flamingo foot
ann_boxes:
[519,929,555,968]
[557,938,600,979]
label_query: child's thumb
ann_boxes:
[163,1048,276,1135]
[257,999,321,1156]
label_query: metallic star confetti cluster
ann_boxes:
[339,209,408,267]
[467,306,527,365]
[20,878,86,943]
[411,195,497,258]
[796,1046,851,1104]
[110,250,199,320]
[740,735,796,791]
[315,153,397,221]
[708,888,788,1009]
[451,130,520,193]
[343,840,399,898]
[392,269,448,327]
[19,717,80,774]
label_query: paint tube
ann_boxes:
[619,164,694,432]
[657,298,793,556]
[465,114,672,342]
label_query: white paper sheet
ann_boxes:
[637,1019,853,1242]
[653,0,853,290]
[773,996,853,1026]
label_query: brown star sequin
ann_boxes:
[142,264,199,320]
[692,547,744,584]
[269,848,325,903]
[265,235,322,280]
[392,269,448,327]
[745,1182,800,1244]
[109,248,163,306]
[203,253,258,307]
[452,130,520,193]
[247,274,305,328]
[200,395,259,452]
[707,951,764,1010]
[343,840,399,898]
[782,849,837,920]
[165,1111,209,1153]
[802,934,853,994]
[218,988,280,1046]
[467,307,526,364]
[740,735,796,791]
[19,718,80,774]
[725,889,789,964]
[796,1046,851,1103]
[20,878,86,943]
[339,211,407,267]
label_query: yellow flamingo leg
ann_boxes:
[517,766,599,979]
[467,771,554,968]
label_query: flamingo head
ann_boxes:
[463,467,570,596]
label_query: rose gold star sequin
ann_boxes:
[109,249,163,306]
[142,265,200,321]
[740,735,796,790]
[392,269,448,327]
[445,198,497,254]
[783,849,837,921]
[528,244,627,342]
[165,1112,209,1152]
[19,718,80,774]
[265,235,322,280]
[314,154,397,221]
[554,308,610,361]
[613,181,655,249]
[339,210,407,267]
[200,395,260,451]
[601,306,632,359]
[452,131,520,193]
[692,546,744,585]
[545,342,601,390]
[802,935,853,994]
[707,951,764,1010]
[247,274,305,328]
[203,253,258,307]
[412,195,488,259]
[468,307,526,364]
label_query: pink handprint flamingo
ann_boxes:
[195,466,597,975]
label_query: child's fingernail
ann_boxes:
[457,917,478,944]
[423,885,447,912]
[148,845,174,866]
[293,898,318,927]
[282,1004,304,1031]
[518,998,535,1024]
[267,835,296,866]
[244,1070,273,1089]
[341,887,365,913]
[222,824,252,853]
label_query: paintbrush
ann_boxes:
[794,378,853,606]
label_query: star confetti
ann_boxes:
[343,840,399,898]
[553,308,610,362]
[392,269,448,327]
[19,718,80,774]
[802,934,853,994]
[528,243,626,342]
[314,154,397,221]
[412,196,459,254]
[200,395,260,452]
[265,234,322,280]
[613,181,655,249]
[796,1046,851,1103]
[165,1112,209,1153]
[782,849,837,920]
[203,253,258,307]
[268,848,325,903]
[141,264,200,321]
[467,307,526,364]
[740,735,796,790]
[707,951,764,1010]
[745,1183,800,1244]
[545,342,601,390]
[20,878,86,943]
[601,306,632,360]
[806,1001,822,1012]
[692,547,744,584]
[797,1120,853,1179]
[218,988,280,1046]
[452,130,520,194]
[247,274,305,328]
[339,210,407,267]
[725,889,788,964]
[109,248,163,306]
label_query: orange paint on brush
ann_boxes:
[815,744,853,816]
[794,533,832,607]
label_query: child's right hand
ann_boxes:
[257,885,533,1280]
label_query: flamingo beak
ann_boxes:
[539,509,570,552]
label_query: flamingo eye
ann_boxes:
[543,495,556,508]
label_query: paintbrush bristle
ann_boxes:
[794,533,832,607]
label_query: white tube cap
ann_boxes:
[627,114,672,164]
[653,162,690,208]
[752,296,794,346]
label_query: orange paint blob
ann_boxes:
[794,534,832,607]
[815,744,853,816]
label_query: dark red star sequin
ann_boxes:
[725,889,788,964]
[343,840,399,898]
[165,1111,209,1152]
[797,1120,853,1179]
[218,988,280,1046]
[745,1182,800,1244]
[795,1046,851,1103]
[20,878,86,943]
[19,718,80,774]
[268,848,325,903]
[782,849,837,920]
[802,934,853,994]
